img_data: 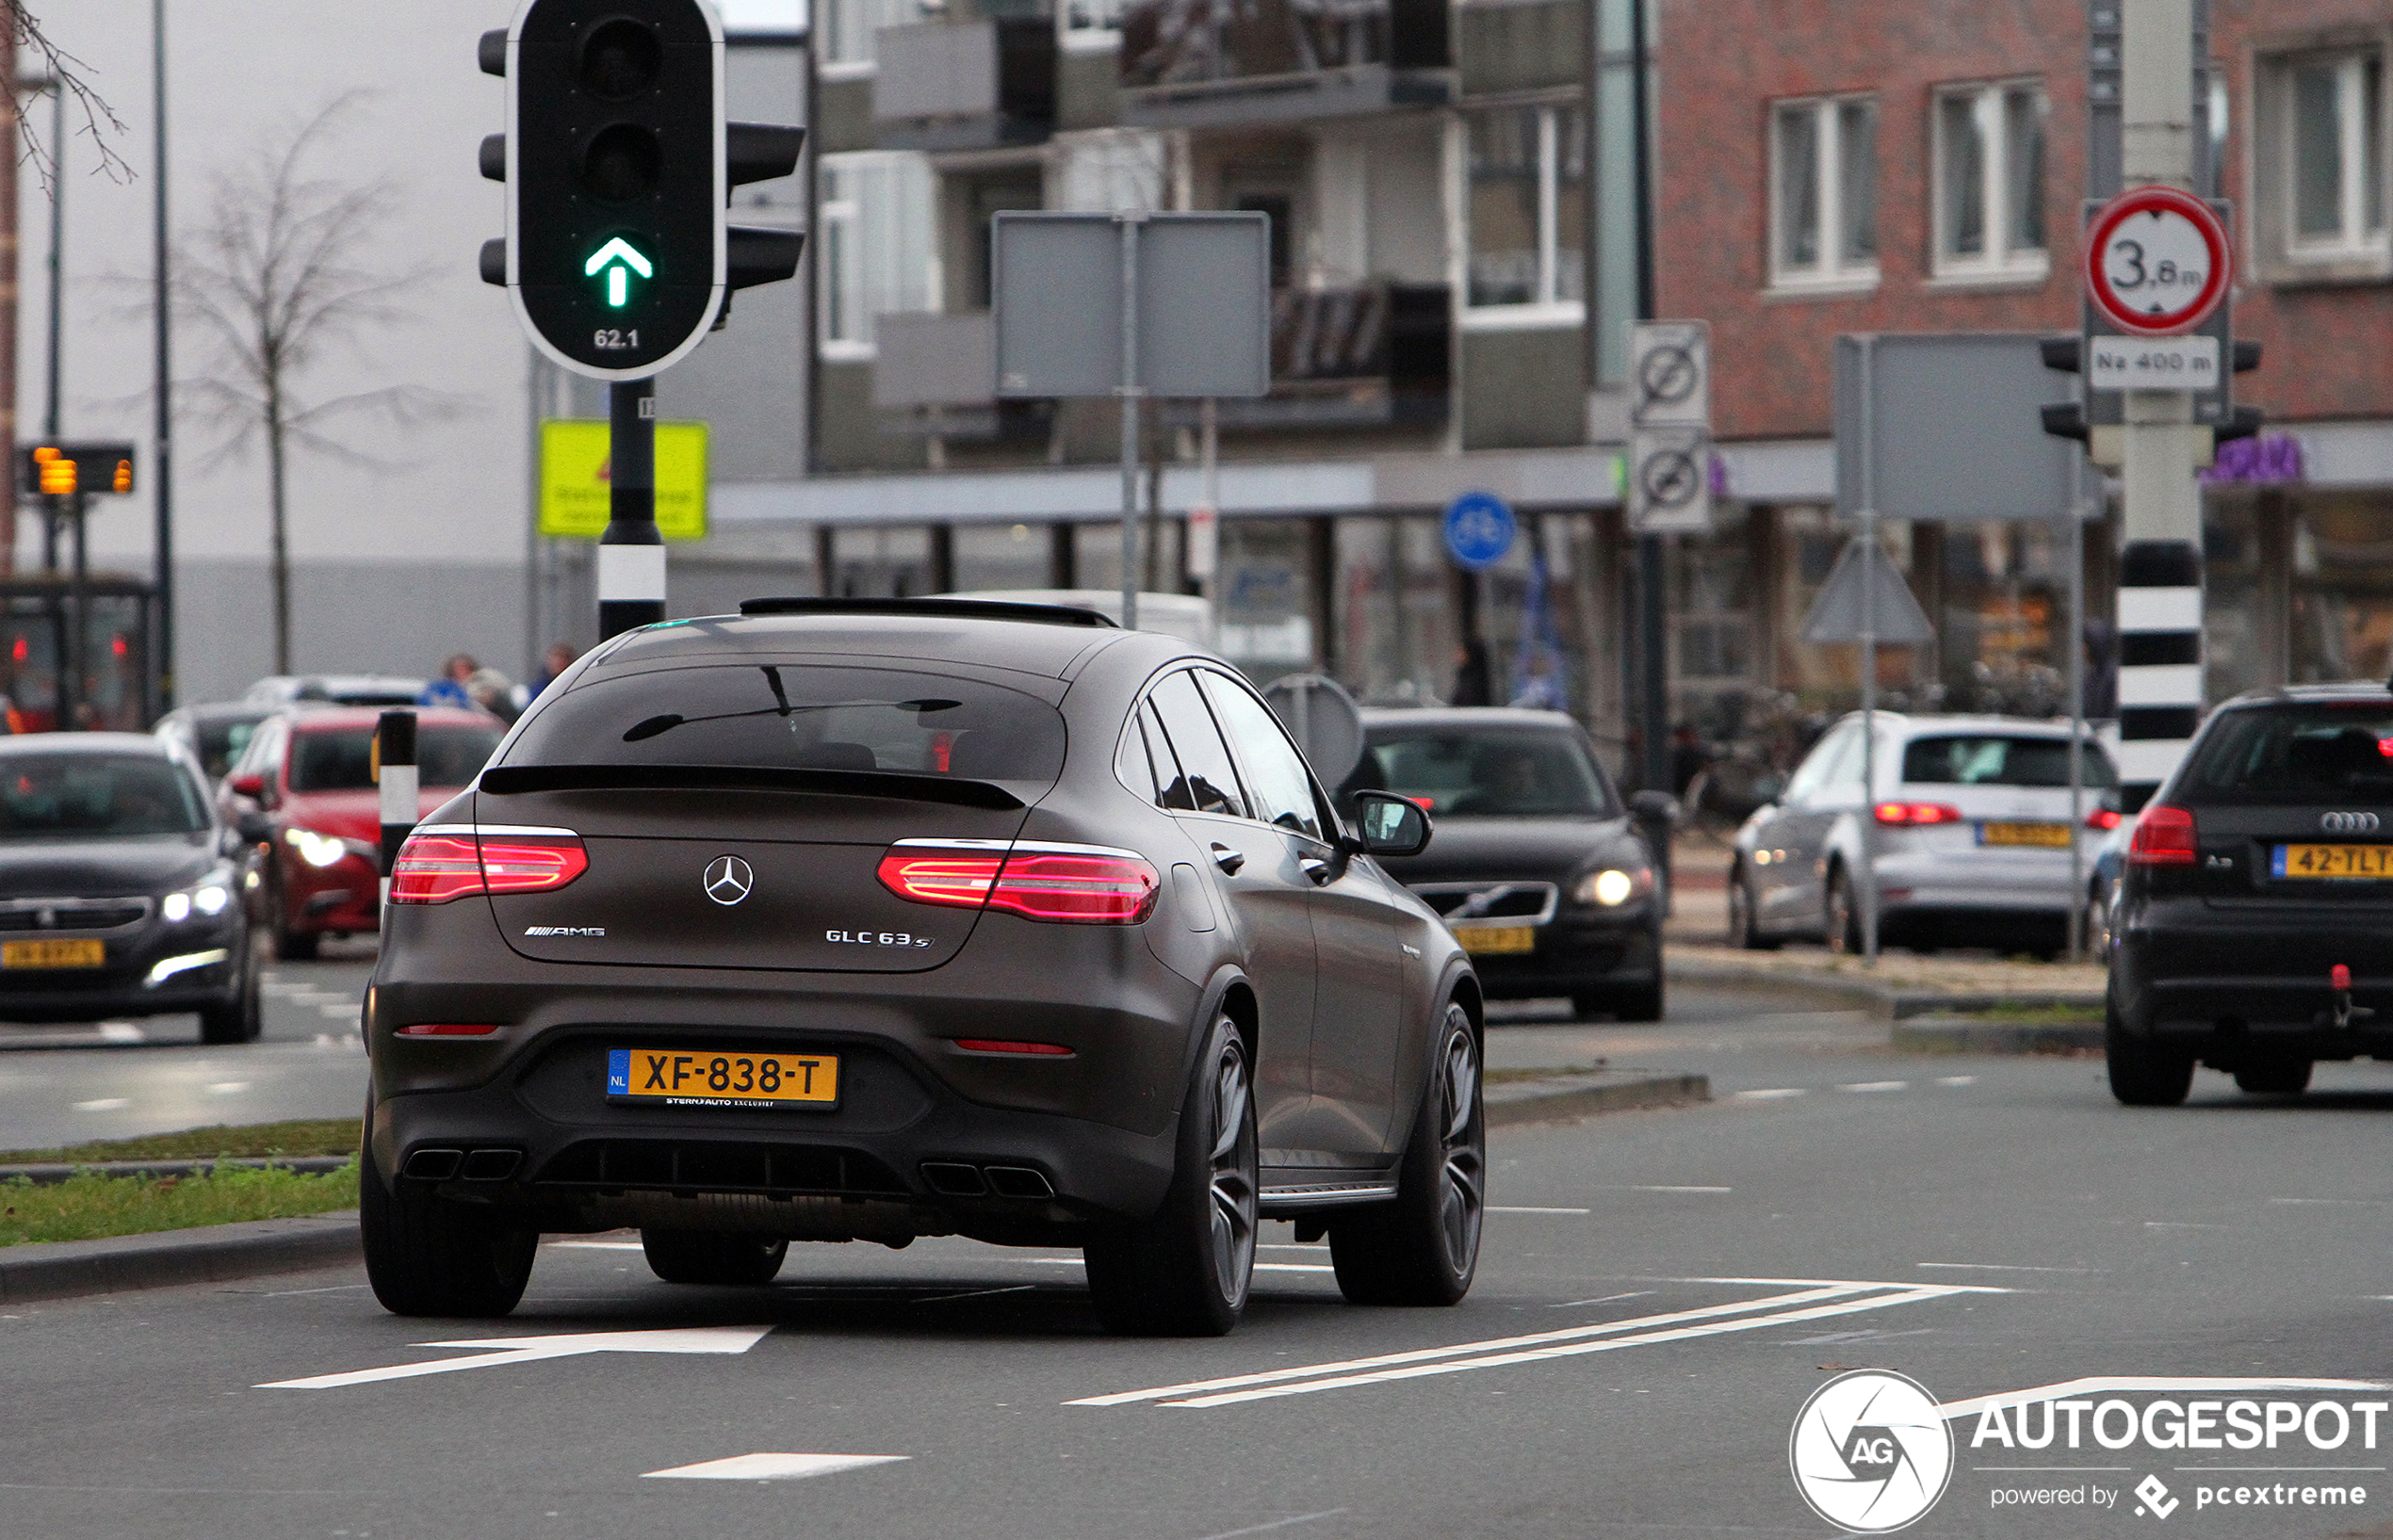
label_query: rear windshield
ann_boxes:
[289,725,503,792]
[2180,705,2393,802]
[1902,735,2117,789]
[506,664,1066,783]
[194,718,262,780]
[0,754,207,839]
[1342,728,1617,818]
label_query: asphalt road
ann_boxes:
[6,981,2393,1539]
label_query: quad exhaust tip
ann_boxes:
[402,1147,522,1181]
[919,1161,1054,1200]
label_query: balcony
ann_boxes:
[1117,0,1451,127]
[1163,282,1451,430]
[873,18,1057,152]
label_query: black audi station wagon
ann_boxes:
[363,599,1480,1335]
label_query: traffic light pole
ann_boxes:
[2113,0,2206,809]
[598,378,664,640]
[1627,0,1669,803]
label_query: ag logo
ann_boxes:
[1789,1370,1953,1532]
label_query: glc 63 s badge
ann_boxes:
[827,930,936,948]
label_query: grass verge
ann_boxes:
[0,1161,360,1246]
[0,1118,362,1166]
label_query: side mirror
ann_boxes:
[226,771,265,798]
[235,811,273,845]
[1351,790,1431,859]
[1630,789,1680,825]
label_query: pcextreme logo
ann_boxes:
[1790,1370,1956,1532]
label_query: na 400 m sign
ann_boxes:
[2085,186,2232,335]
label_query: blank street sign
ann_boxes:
[1834,333,2075,522]
[992,212,1270,399]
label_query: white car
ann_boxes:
[1728,713,2119,955]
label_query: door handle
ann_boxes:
[1300,855,1333,885]
[1210,843,1245,876]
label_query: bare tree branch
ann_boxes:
[8,2,137,194]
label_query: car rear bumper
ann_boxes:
[0,926,245,1022]
[283,852,380,935]
[2115,899,2393,1049]
[1455,911,1658,997]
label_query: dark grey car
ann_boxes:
[364,600,1480,1336]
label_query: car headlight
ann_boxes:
[163,869,236,922]
[1573,866,1653,907]
[286,828,351,868]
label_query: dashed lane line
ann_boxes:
[641,1453,908,1482]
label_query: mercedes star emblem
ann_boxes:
[704,855,755,906]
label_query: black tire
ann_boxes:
[2234,1059,2313,1095]
[1824,867,1863,955]
[1612,967,1665,1024]
[275,920,318,963]
[640,1229,790,1285]
[1726,867,1780,950]
[359,1110,538,1317]
[197,946,262,1045]
[2105,994,2193,1108]
[1083,1013,1258,1337]
[1330,1002,1484,1307]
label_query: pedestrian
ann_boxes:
[1508,651,1568,711]
[1450,638,1491,706]
[465,666,520,723]
[526,640,579,703]
[417,654,476,710]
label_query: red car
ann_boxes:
[222,707,505,959]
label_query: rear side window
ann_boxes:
[290,726,504,792]
[1902,735,2117,789]
[1144,672,1246,818]
[1200,673,1325,839]
[506,664,1066,784]
[2181,705,2393,802]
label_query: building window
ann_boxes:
[1464,104,1586,321]
[2287,50,2385,258]
[1060,0,1124,51]
[817,152,936,360]
[1768,95,1877,290]
[1931,81,2048,280]
[818,0,924,73]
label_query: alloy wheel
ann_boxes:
[1436,1016,1484,1276]
[1206,1039,1258,1305]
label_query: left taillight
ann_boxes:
[878,840,1160,925]
[391,825,588,904]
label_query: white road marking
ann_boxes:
[1195,1510,1349,1540]
[1609,1186,1731,1193]
[206,1081,252,1095]
[641,1452,907,1482]
[546,1240,645,1251]
[318,1004,359,1019]
[2270,1197,2393,1208]
[258,1325,772,1389]
[1551,1291,1653,1308]
[1159,1288,1984,1409]
[912,1285,1036,1305]
[96,1022,144,1043]
[73,1098,128,1111]
[1935,1075,1977,1086]
[1733,1087,1807,1100]
[1259,1243,1328,1251]
[1918,1261,2098,1274]
[1490,1205,1591,1213]
[1020,1256,1332,1275]
[1072,1284,1880,1408]
[1838,1080,1908,1093]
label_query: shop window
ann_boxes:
[1768,95,1878,291]
[2291,494,2393,683]
[817,153,936,360]
[1931,81,2048,282]
[1464,104,1586,322]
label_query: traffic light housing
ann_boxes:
[22,444,136,498]
[480,0,804,381]
[2036,335,2263,448]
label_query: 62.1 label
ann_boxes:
[594,328,641,351]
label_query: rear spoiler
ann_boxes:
[478,762,1025,811]
[736,596,1117,628]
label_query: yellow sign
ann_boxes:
[539,419,708,542]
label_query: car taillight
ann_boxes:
[2086,808,2123,831]
[398,1023,500,1037]
[390,825,588,904]
[2128,804,2197,866]
[1874,802,1963,826]
[879,840,1160,925]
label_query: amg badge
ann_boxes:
[524,926,606,937]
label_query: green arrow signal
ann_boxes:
[584,236,654,308]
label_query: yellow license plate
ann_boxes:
[2275,844,2393,880]
[607,1047,838,1109]
[1,938,106,969]
[1456,925,1537,955]
[1982,821,2072,849]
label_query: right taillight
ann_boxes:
[391,824,588,903]
[2127,804,2197,867]
[880,840,1160,925]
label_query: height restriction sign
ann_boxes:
[2084,185,2231,335]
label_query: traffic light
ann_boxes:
[479,0,804,381]
[21,444,136,498]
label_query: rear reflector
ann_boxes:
[397,1023,500,1037]
[2128,804,2198,866]
[953,1038,1074,1056]
[2085,807,2123,831]
[391,825,588,904]
[880,840,1160,925]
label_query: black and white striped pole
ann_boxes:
[598,379,665,640]
[376,709,418,913]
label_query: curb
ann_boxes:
[0,1210,360,1305]
[0,1157,354,1187]
[1891,1017,2106,1055]
[1669,956,2105,1021]
[1487,1072,1711,1127]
